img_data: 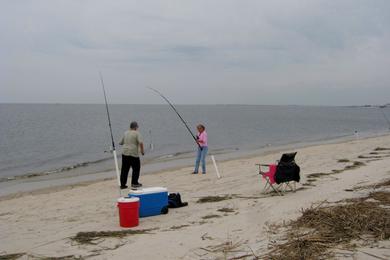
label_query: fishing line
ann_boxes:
[147,87,201,149]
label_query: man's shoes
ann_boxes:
[131,183,143,188]
[120,185,128,190]
[191,172,198,174]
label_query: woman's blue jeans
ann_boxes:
[194,146,208,173]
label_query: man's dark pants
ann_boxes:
[120,155,140,186]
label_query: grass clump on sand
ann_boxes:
[267,192,390,259]
[71,229,154,244]
[337,158,350,163]
[197,195,234,203]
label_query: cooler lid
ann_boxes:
[117,197,139,203]
[128,187,167,195]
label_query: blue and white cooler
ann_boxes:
[128,187,168,217]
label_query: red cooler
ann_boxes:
[117,197,140,228]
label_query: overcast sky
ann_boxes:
[1,0,389,105]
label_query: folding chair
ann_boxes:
[257,163,282,196]
[257,152,300,196]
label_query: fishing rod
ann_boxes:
[148,87,222,178]
[99,72,121,196]
[147,87,202,149]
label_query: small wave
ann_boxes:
[0,156,112,183]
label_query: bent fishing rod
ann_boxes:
[99,72,121,196]
[147,87,202,149]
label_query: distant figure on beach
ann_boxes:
[119,121,144,189]
[193,124,208,174]
[354,130,359,139]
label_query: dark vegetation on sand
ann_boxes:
[71,229,154,245]
[267,179,390,259]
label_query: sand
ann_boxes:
[0,134,389,259]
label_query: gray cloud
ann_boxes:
[1,0,389,105]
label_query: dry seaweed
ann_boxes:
[267,192,390,259]
[358,155,386,159]
[374,147,390,151]
[0,253,25,260]
[353,178,390,190]
[36,255,82,260]
[169,225,190,230]
[307,173,330,178]
[345,161,366,169]
[337,159,350,163]
[202,214,222,219]
[197,195,234,203]
[368,191,390,204]
[71,229,154,244]
[217,208,235,213]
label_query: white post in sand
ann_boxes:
[112,149,122,196]
[211,155,221,179]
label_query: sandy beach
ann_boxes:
[1,134,389,259]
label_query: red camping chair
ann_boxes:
[257,152,300,196]
[257,163,282,196]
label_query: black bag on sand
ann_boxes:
[168,193,188,208]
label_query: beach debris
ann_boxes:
[200,237,249,259]
[217,208,235,213]
[345,161,365,170]
[374,147,390,151]
[0,253,25,260]
[352,178,390,191]
[307,172,330,178]
[169,225,190,230]
[201,214,222,220]
[358,155,388,159]
[201,233,214,241]
[307,161,367,185]
[30,255,82,260]
[368,191,390,204]
[337,158,350,163]
[71,229,155,245]
[266,191,390,259]
[197,195,234,203]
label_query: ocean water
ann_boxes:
[0,104,389,181]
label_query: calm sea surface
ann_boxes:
[0,104,389,180]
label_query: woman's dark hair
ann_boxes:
[130,121,138,129]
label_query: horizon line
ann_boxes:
[0,102,387,107]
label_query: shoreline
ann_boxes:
[1,131,388,200]
[0,133,390,259]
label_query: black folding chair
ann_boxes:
[256,152,300,195]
